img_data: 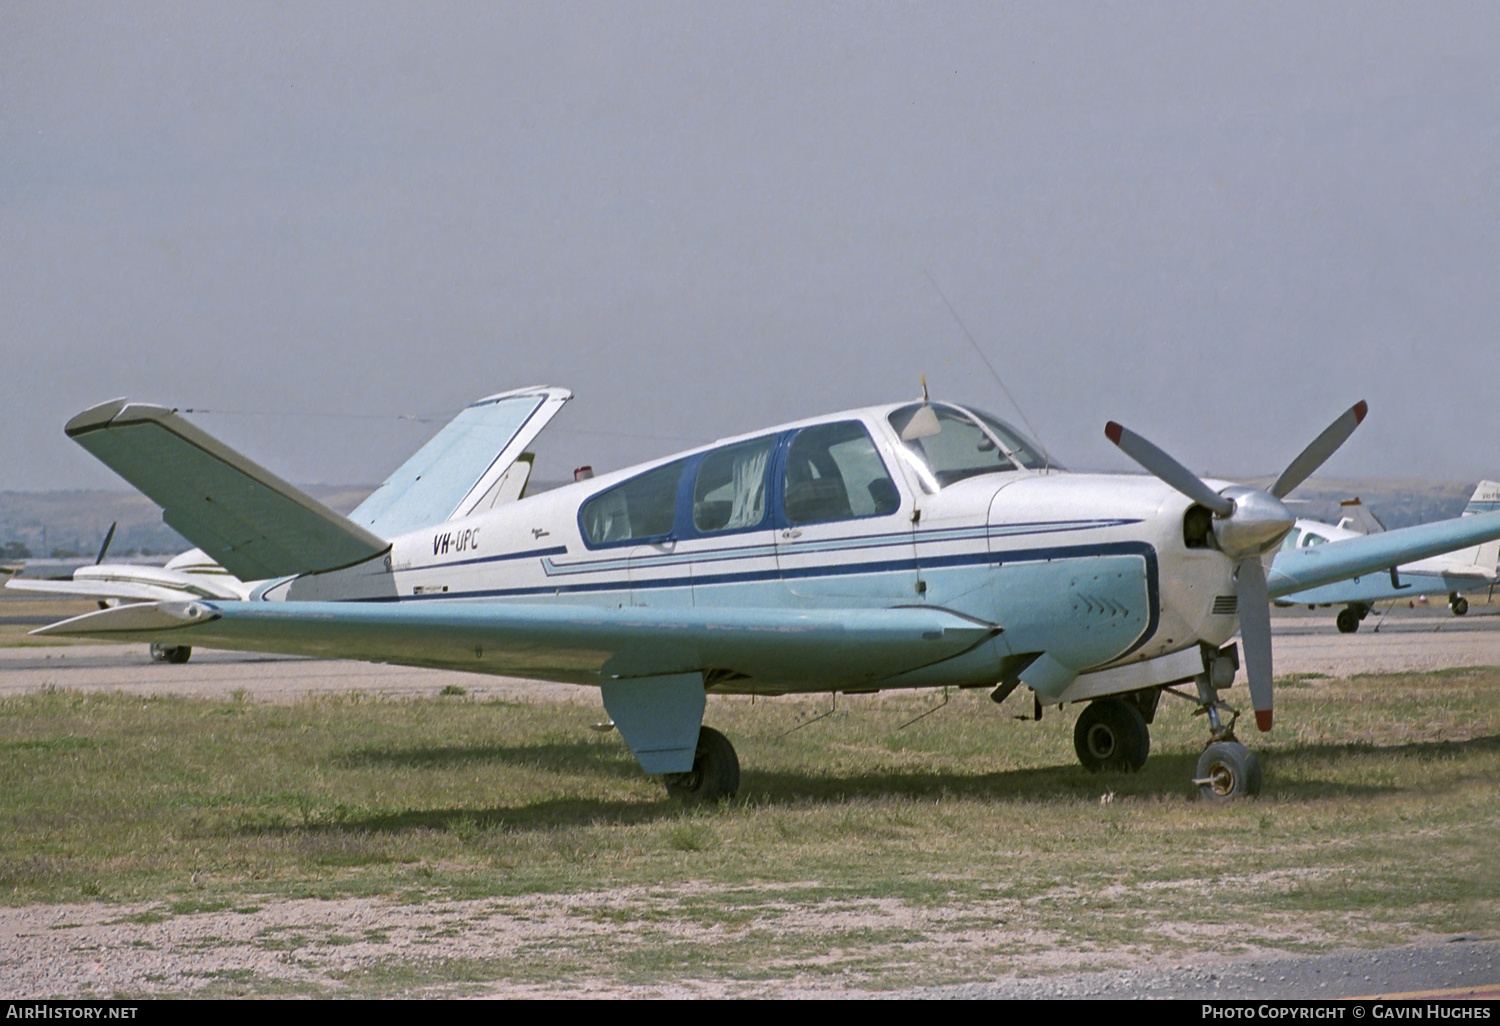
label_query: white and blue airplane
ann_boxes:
[1272,483,1500,633]
[34,389,1500,802]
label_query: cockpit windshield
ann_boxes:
[887,403,1053,489]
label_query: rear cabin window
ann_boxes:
[580,459,686,546]
[783,421,901,525]
[692,436,775,533]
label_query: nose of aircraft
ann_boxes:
[1212,486,1296,560]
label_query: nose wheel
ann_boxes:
[1194,741,1262,801]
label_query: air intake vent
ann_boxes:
[1212,595,1238,615]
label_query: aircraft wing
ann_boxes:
[65,400,388,581]
[34,600,1002,688]
[1267,509,1500,599]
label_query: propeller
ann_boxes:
[95,522,117,566]
[1105,401,1368,732]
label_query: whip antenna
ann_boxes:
[923,271,1054,469]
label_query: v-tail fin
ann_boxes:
[66,400,388,581]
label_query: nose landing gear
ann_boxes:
[1185,653,1262,800]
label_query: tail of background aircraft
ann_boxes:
[1449,480,1500,575]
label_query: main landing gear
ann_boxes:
[663,726,740,803]
[149,643,192,664]
[1070,646,1263,801]
[1335,604,1369,634]
[1450,593,1469,617]
[1073,696,1151,773]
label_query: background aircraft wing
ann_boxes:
[35,600,1001,689]
[65,400,388,581]
[6,576,200,603]
[1267,509,1500,599]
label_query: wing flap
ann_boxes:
[66,400,388,580]
[36,600,1001,688]
[1268,510,1500,599]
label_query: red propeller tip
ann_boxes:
[1104,422,1123,445]
[1255,710,1274,732]
[1353,400,1368,423]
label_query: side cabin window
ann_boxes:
[580,459,687,546]
[1301,532,1327,547]
[783,421,901,525]
[692,436,775,533]
[1279,527,1303,552]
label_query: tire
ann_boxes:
[1452,596,1469,616]
[663,726,740,803]
[1335,608,1360,634]
[1073,699,1150,773]
[1194,741,1263,801]
[150,644,191,664]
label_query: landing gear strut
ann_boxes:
[1181,648,1263,800]
[149,643,192,664]
[663,726,740,803]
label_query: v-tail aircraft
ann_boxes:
[1272,482,1500,632]
[34,388,1500,801]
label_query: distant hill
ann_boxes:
[1236,477,1474,531]
[0,486,375,558]
[1,477,1476,559]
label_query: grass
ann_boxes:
[0,669,1496,995]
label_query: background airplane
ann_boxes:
[1273,482,1500,632]
[34,390,1500,804]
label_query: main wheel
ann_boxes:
[663,726,740,803]
[1335,608,1360,634]
[1073,698,1150,773]
[150,644,192,664]
[1194,741,1262,801]
[1451,596,1469,616]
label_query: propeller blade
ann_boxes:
[94,522,117,566]
[1104,422,1233,516]
[1236,556,1274,731]
[1269,400,1368,499]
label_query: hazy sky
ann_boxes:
[4,2,1498,493]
